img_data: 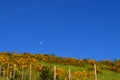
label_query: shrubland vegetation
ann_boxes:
[0,51,120,80]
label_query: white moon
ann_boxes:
[40,42,43,45]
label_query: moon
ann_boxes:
[40,42,43,45]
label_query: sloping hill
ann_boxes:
[0,52,120,80]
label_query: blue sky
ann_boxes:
[0,0,120,60]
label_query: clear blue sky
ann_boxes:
[0,0,120,60]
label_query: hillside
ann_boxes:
[0,52,120,80]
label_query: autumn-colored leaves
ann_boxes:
[0,52,120,80]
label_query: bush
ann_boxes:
[39,67,53,80]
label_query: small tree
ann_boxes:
[39,67,53,80]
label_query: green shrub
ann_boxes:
[39,67,53,80]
